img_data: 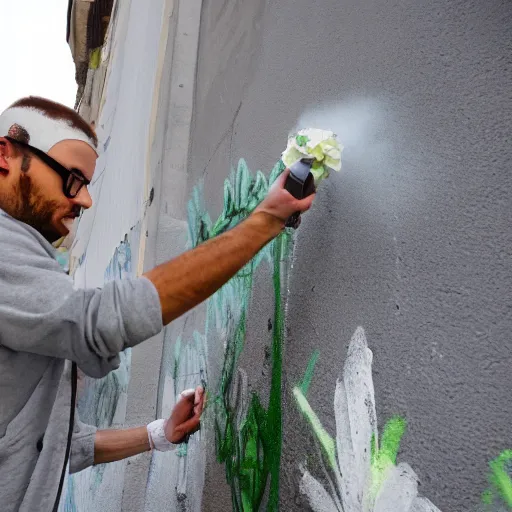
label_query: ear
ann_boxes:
[0,137,14,172]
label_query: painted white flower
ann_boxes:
[294,327,442,512]
[282,128,343,184]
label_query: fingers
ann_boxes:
[169,416,201,443]
[176,413,201,437]
[177,386,204,417]
[179,386,203,403]
[273,168,290,187]
[194,389,205,417]
[180,388,196,400]
[168,386,205,443]
[277,167,316,213]
[194,386,203,405]
[295,192,315,212]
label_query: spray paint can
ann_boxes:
[284,158,315,229]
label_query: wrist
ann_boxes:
[249,210,285,237]
[147,419,176,452]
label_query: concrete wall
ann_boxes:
[66,0,512,510]
[184,0,512,510]
[63,0,175,509]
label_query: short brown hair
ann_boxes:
[9,96,98,148]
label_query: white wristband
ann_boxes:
[147,389,198,452]
[147,419,176,452]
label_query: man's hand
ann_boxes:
[93,387,204,464]
[253,169,315,224]
[165,386,205,444]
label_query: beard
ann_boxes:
[10,173,63,243]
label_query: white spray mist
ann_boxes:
[293,98,386,175]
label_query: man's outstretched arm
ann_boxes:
[144,170,314,325]
[0,170,313,378]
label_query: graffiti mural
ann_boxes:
[179,160,512,511]
[184,158,292,511]
[294,327,512,512]
[58,162,511,512]
[144,332,208,511]
[61,230,140,511]
[294,327,441,512]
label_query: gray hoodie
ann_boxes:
[0,210,163,511]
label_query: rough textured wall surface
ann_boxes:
[186,0,512,510]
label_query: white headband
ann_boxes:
[0,106,97,154]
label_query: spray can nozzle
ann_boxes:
[284,158,316,228]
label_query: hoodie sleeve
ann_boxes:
[69,414,97,474]
[0,216,163,378]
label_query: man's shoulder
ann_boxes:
[0,212,58,267]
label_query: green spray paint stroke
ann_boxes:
[369,416,407,500]
[293,386,337,471]
[187,158,291,511]
[298,349,320,396]
[482,450,512,509]
[294,350,336,469]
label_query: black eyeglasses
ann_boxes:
[4,136,90,199]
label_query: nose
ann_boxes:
[74,185,93,210]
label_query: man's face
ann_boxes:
[0,138,97,242]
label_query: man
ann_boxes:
[0,97,315,511]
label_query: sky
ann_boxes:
[0,0,77,113]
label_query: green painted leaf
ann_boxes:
[299,350,320,397]
[293,386,337,471]
[236,159,251,210]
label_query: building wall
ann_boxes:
[185,0,512,510]
[62,0,172,510]
[67,0,512,510]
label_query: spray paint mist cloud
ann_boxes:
[292,99,389,176]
